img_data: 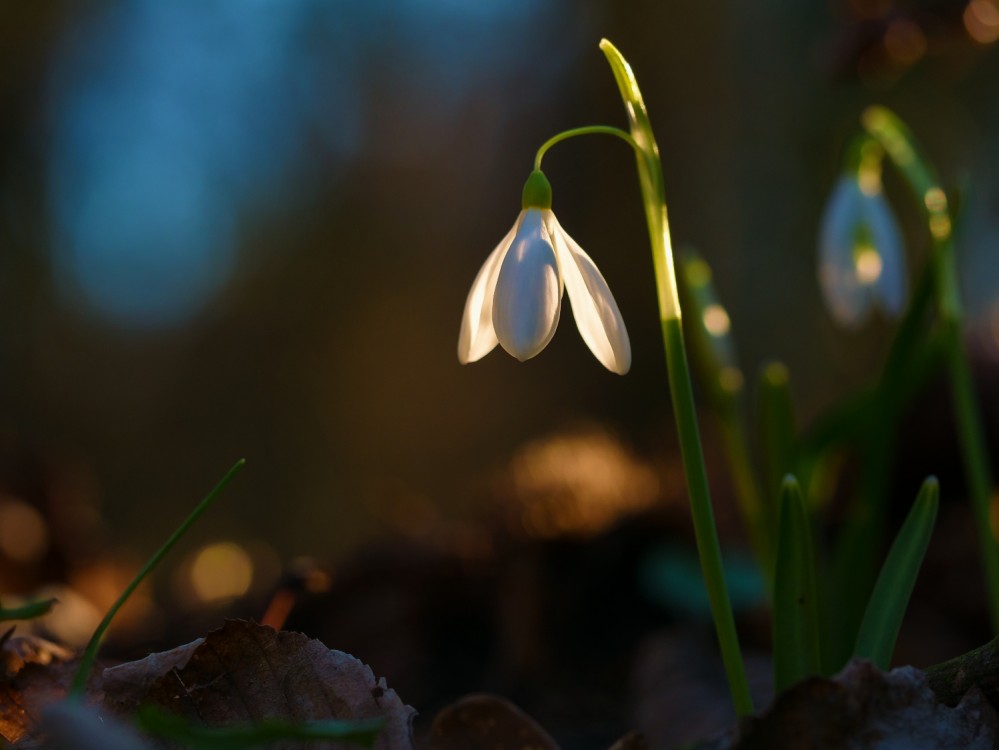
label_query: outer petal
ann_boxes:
[550,214,631,374]
[818,176,873,328]
[457,222,517,363]
[492,209,562,361]
[863,191,907,316]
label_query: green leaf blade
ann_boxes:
[0,598,56,622]
[772,476,821,694]
[854,476,939,669]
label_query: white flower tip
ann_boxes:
[457,222,516,365]
[594,335,630,374]
[456,344,474,365]
[497,306,561,362]
[550,216,631,375]
[492,210,562,362]
[609,350,631,375]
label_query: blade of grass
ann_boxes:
[69,459,246,697]
[772,476,821,693]
[0,598,56,622]
[854,476,939,669]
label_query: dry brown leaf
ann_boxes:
[102,619,415,750]
[428,693,559,750]
[98,637,202,713]
[0,632,79,743]
[723,660,999,750]
[1,634,74,682]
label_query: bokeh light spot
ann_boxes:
[854,245,883,285]
[719,366,745,394]
[929,214,952,239]
[505,427,660,539]
[965,0,999,44]
[189,541,254,603]
[883,19,927,65]
[0,497,49,564]
[702,304,731,337]
[924,187,948,213]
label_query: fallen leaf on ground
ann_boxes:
[429,693,559,750]
[0,622,86,743]
[719,660,999,750]
[101,619,415,750]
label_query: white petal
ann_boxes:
[492,209,562,361]
[863,191,907,316]
[818,177,872,328]
[457,222,517,363]
[550,214,631,374]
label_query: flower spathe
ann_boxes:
[818,173,907,328]
[458,172,631,374]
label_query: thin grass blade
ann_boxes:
[854,476,939,669]
[772,475,821,693]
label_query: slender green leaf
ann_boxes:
[0,598,55,622]
[70,459,246,697]
[854,477,939,669]
[864,107,998,635]
[772,476,821,693]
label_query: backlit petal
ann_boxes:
[863,191,907,316]
[457,222,517,363]
[492,209,561,361]
[551,216,631,374]
[818,176,873,327]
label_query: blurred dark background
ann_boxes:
[1,0,999,745]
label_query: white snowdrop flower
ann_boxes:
[458,170,631,374]
[818,173,907,328]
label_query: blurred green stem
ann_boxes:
[677,253,770,582]
[815,262,945,667]
[861,105,999,630]
[773,476,821,692]
[600,39,752,716]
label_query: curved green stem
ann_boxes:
[600,39,753,717]
[69,459,246,697]
[533,126,640,171]
[861,105,999,630]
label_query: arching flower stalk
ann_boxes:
[456,41,754,718]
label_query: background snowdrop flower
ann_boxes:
[458,170,631,374]
[818,172,906,328]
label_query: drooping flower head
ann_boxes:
[818,146,907,328]
[458,170,631,374]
